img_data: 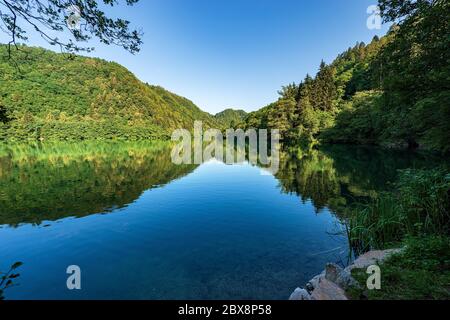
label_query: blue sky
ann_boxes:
[0,0,389,114]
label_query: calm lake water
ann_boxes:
[0,142,444,300]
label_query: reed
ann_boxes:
[348,168,450,252]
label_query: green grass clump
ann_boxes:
[348,236,450,300]
[348,168,450,251]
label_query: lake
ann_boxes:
[0,142,444,300]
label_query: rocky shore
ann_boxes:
[289,249,402,300]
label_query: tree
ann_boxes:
[0,44,222,142]
[267,98,297,139]
[377,0,449,151]
[0,0,143,57]
[242,0,448,152]
[277,82,300,101]
[310,61,337,111]
[378,0,436,23]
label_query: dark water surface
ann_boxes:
[0,142,444,299]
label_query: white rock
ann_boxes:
[310,279,348,301]
[289,288,312,301]
[345,249,403,272]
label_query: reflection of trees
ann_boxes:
[276,148,341,212]
[274,144,444,215]
[0,141,444,226]
[0,142,198,227]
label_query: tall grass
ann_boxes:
[348,168,450,252]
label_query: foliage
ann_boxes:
[0,262,23,300]
[348,168,450,251]
[377,0,450,152]
[245,35,388,145]
[277,82,300,101]
[0,0,142,56]
[245,103,273,130]
[245,0,449,153]
[215,109,247,128]
[267,98,298,140]
[274,144,445,214]
[0,45,220,141]
[320,91,383,145]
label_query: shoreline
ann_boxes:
[289,249,402,300]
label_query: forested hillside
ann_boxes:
[245,0,449,153]
[215,109,247,128]
[0,45,220,141]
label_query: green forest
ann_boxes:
[215,109,248,128]
[244,0,449,154]
[0,45,221,141]
[1,1,448,155]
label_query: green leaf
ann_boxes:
[11,262,23,269]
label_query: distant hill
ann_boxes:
[0,45,220,141]
[215,109,247,128]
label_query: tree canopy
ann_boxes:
[0,0,143,56]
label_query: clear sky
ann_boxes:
[0,0,389,114]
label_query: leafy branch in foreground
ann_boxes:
[0,0,143,57]
[0,262,23,300]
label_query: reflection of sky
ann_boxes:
[0,0,389,114]
[0,161,348,300]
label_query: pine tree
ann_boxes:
[267,98,297,139]
[310,61,337,112]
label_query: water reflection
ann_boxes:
[275,144,445,215]
[0,142,446,300]
[0,142,197,226]
[0,142,444,227]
